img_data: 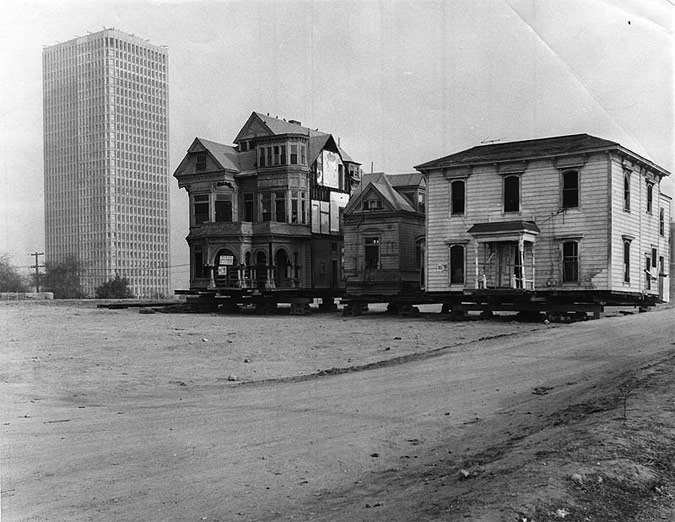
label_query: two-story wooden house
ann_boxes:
[415,134,671,317]
[173,111,361,310]
[342,172,426,314]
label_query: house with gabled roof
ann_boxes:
[342,172,426,311]
[173,112,361,307]
[415,134,671,315]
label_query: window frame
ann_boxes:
[561,240,579,283]
[503,175,520,213]
[195,153,207,172]
[623,170,631,212]
[214,194,233,223]
[192,194,210,225]
[364,237,380,270]
[561,169,579,209]
[659,208,665,236]
[450,179,465,215]
[646,182,654,214]
[243,193,254,222]
[274,191,287,223]
[449,244,465,285]
[623,239,631,283]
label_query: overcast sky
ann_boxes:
[1,0,673,289]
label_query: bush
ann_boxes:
[43,256,86,299]
[95,275,134,299]
[0,254,28,292]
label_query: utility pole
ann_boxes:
[30,252,44,292]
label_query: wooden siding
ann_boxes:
[609,156,670,298]
[343,212,424,295]
[426,153,613,293]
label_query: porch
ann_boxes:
[467,220,540,291]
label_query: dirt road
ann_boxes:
[1,302,674,521]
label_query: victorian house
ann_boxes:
[173,112,361,299]
[342,172,426,304]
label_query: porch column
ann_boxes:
[531,243,536,289]
[208,265,216,289]
[518,237,525,289]
[474,241,479,289]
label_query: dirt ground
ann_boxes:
[1,300,674,521]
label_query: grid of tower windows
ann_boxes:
[43,30,170,297]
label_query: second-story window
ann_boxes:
[259,148,266,168]
[290,144,298,164]
[261,193,272,221]
[624,171,631,212]
[660,208,665,236]
[562,170,579,209]
[504,175,520,213]
[451,180,465,215]
[646,182,653,214]
[274,191,286,222]
[215,194,232,223]
[291,191,301,223]
[192,194,209,225]
[243,193,254,222]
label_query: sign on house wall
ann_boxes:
[330,192,349,233]
[320,150,341,189]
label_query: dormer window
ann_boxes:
[195,153,207,172]
[363,199,383,211]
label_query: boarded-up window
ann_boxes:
[562,170,579,209]
[320,201,330,233]
[311,201,320,233]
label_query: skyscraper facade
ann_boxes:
[43,28,170,298]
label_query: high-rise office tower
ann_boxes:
[43,28,170,298]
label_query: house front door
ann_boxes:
[496,243,518,288]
